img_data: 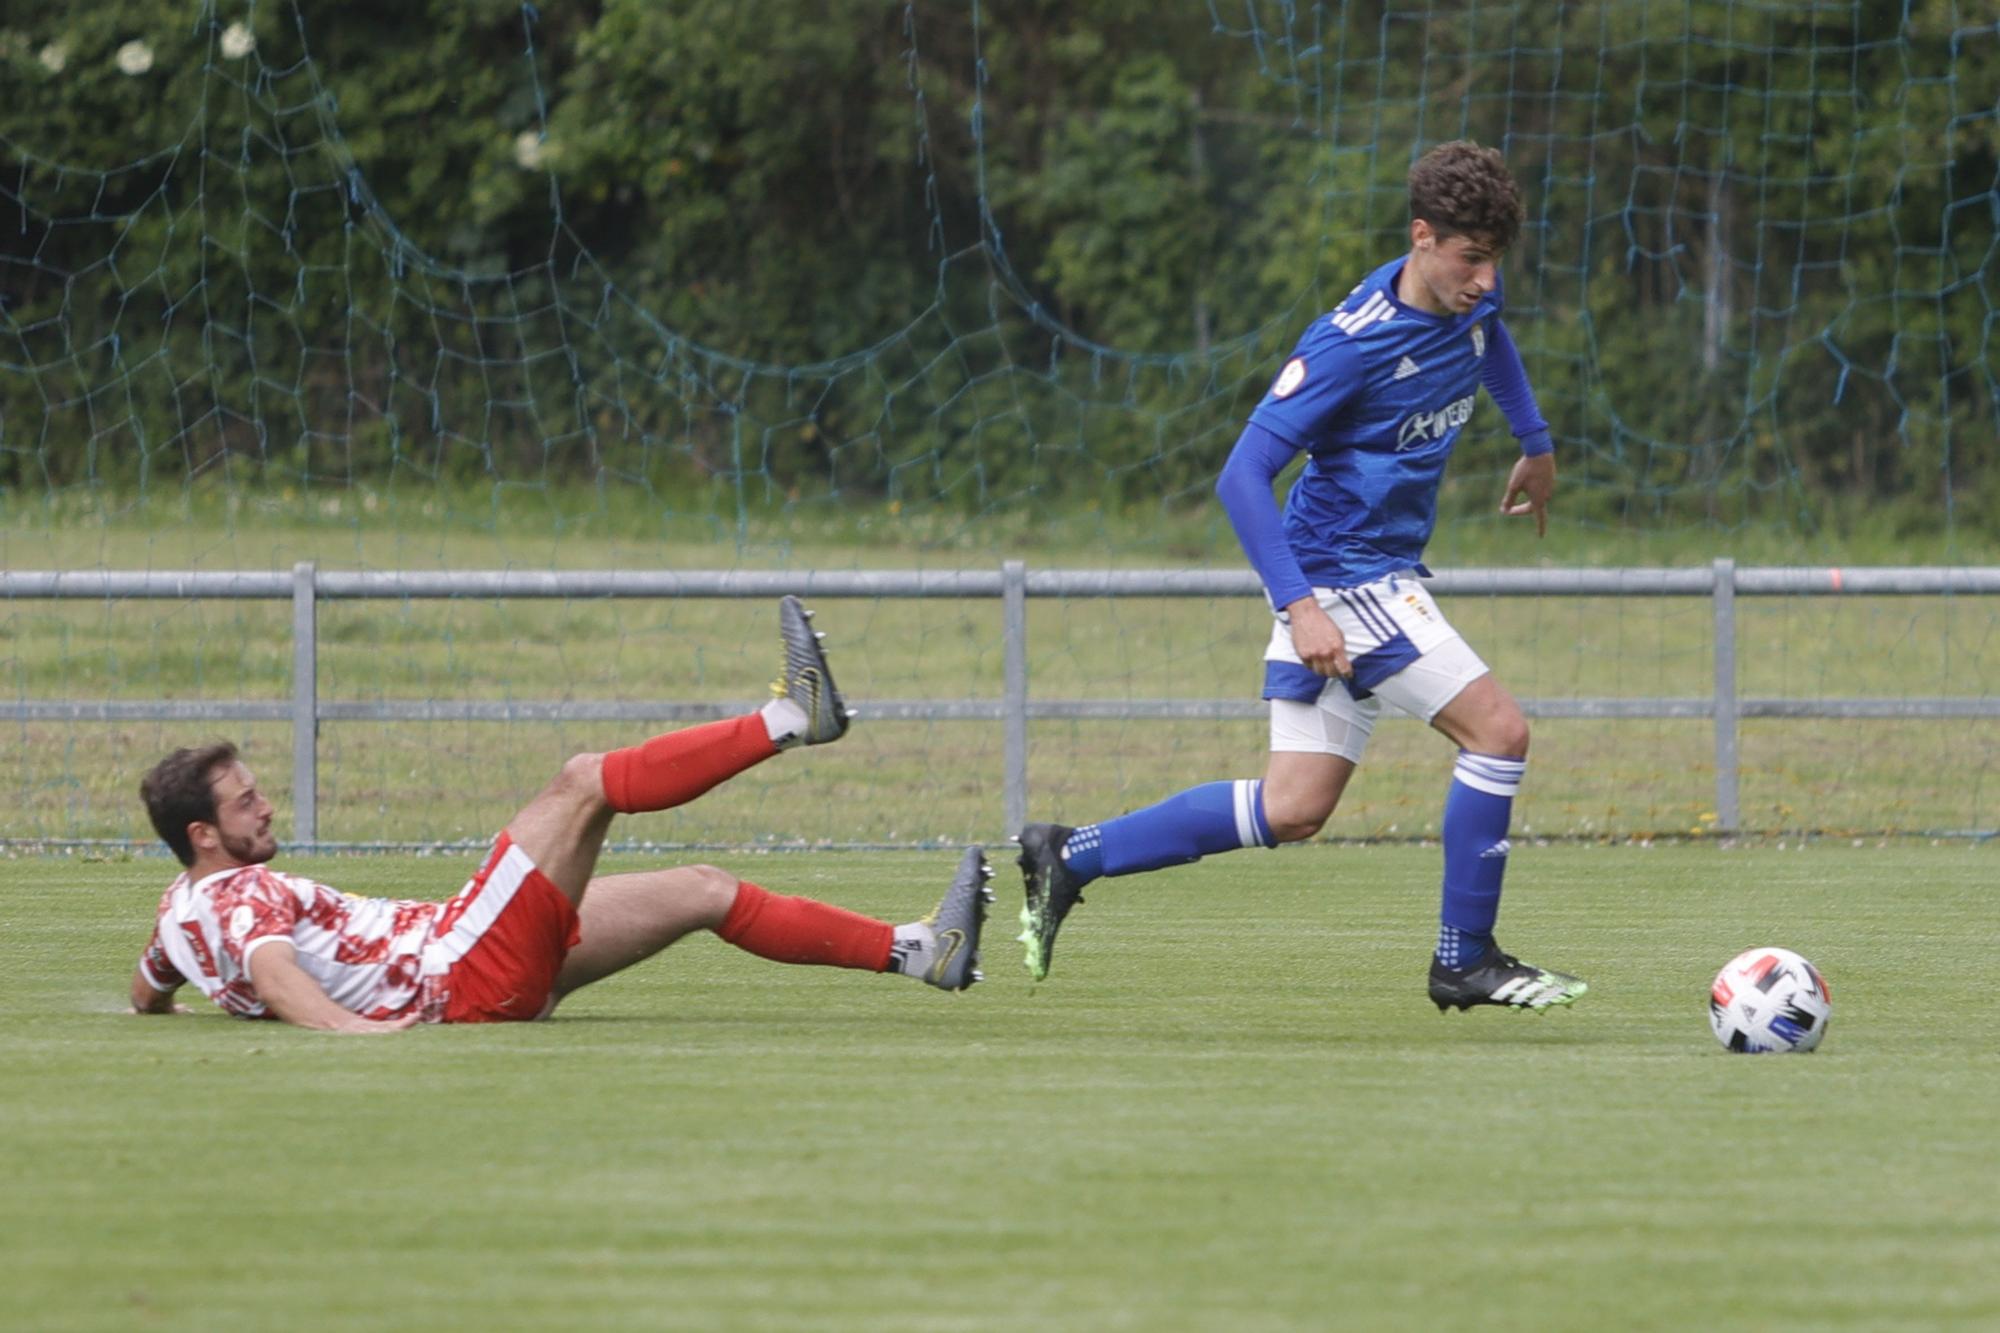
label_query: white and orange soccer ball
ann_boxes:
[1708,947,1832,1053]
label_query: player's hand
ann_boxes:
[1285,597,1352,680]
[1500,452,1556,537]
[322,1013,420,1035]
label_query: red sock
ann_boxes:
[601,714,777,814]
[717,882,893,972]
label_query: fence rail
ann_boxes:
[5,559,1995,844]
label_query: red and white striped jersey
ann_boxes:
[138,866,439,1021]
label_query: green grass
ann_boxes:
[4,843,1994,1330]
[6,497,2000,842]
[9,475,1998,569]
[5,586,1999,843]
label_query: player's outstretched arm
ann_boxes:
[129,967,191,1015]
[247,941,418,1033]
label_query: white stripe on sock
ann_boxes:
[1232,779,1258,848]
[1453,752,1525,798]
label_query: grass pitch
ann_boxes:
[3,842,1994,1331]
[7,506,2000,844]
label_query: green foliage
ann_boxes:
[0,1,1992,537]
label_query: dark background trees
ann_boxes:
[1,0,1993,537]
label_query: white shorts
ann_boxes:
[1263,571,1488,763]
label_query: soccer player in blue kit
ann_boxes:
[1016,141,1588,1013]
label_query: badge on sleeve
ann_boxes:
[1271,357,1308,398]
[1471,323,1486,358]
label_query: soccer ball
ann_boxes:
[1707,947,1832,1053]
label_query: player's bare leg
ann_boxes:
[1428,672,1529,758]
[506,754,621,902]
[1259,750,1358,843]
[549,849,991,1006]
[552,863,745,994]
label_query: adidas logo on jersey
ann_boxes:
[1393,355,1421,380]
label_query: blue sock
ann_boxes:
[1436,752,1526,969]
[1061,780,1275,885]
[1059,824,1105,881]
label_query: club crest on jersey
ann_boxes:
[1396,393,1476,451]
[1270,357,1308,399]
[1471,322,1486,357]
[227,904,255,941]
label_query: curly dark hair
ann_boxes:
[1408,140,1524,252]
[140,742,239,866]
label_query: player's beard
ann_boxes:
[220,824,277,865]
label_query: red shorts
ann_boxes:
[424,834,581,1024]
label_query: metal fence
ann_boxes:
[6,560,1999,845]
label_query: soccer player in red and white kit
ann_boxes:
[128,598,991,1032]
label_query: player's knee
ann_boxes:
[685,864,741,918]
[1262,795,1333,843]
[1494,711,1530,759]
[1461,703,1529,758]
[559,751,607,797]
[1266,812,1326,843]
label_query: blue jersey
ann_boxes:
[1247,257,1508,589]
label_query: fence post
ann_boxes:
[1712,557,1739,833]
[1003,559,1028,837]
[292,561,319,846]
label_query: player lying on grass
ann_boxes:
[128,597,991,1031]
[1016,140,1586,1014]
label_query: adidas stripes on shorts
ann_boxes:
[1263,570,1488,763]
